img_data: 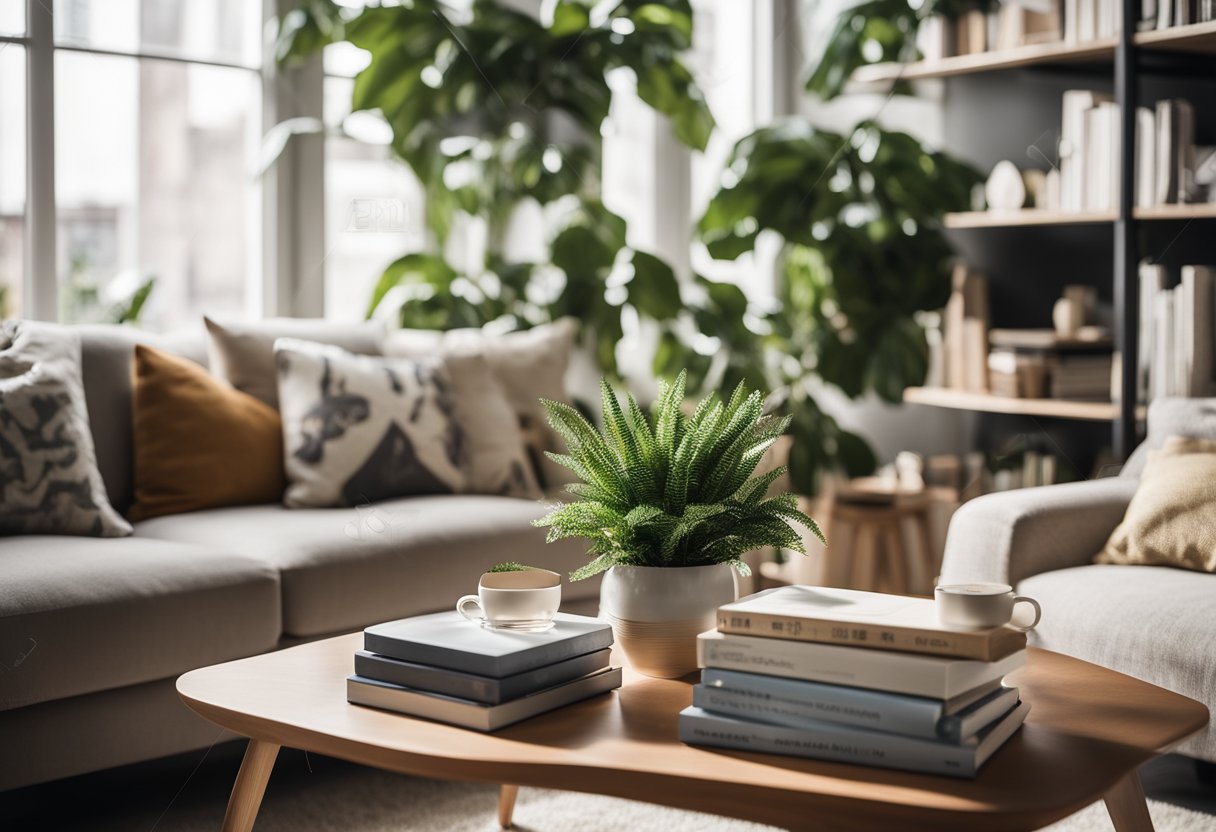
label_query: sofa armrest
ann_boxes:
[939,477,1140,587]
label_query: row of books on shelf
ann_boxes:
[1139,263,1216,400]
[1141,0,1216,29]
[915,0,1213,65]
[922,449,1066,500]
[1056,92,1212,214]
[680,587,1029,778]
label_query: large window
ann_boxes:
[51,0,262,327]
[321,42,427,322]
[1,1,263,327]
[0,45,25,319]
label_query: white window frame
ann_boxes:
[12,0,322,323]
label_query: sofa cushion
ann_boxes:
[1123,397,1216,478]
[0,536,280,711]
[275,339,466,507]
[134,496,601,637]
[130,345,286,521]
[76,324,209,515]
[0,321,131,537]
[205,316,386,409]
[1019,564,1216,760]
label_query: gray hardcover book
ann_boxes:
[354,648,612,705]
[697,669,1018,742]
[348,667,623,731]
[363,611,614,678]
[679,701,1030,779]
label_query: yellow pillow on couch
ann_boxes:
[1096,436,1216,572]
[129,345,286,521]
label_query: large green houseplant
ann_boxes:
[535,371,823,677]
[276,0,712,376]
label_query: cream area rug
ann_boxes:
[141,766,1216,832]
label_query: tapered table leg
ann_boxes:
[221,739,280,832]
[498,784,519,829]
[1103,770,1154,832]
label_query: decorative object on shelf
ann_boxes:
[534,372,824,677]
[457,567,562,633]
[943,265,990,393]
[1052,284,1097,336]
[984,160,1028,211]
[273,0,713,381]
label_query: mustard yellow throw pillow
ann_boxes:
[1097,436,1216,572]
[129,345,286,521]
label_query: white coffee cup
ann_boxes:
[457,568,562,632]
[935,582,1041,632]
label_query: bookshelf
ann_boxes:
[865,6,1216,459]
[944,209,1116,228]
[852,38,1118,83]
[1135,20,1216,53]
[902,387,1143,421]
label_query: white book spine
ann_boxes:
[679,702,1031,779]
[1136,107,1157,208]
[696,631,1026,700]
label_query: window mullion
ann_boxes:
[25,0,56,321]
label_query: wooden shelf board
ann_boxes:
[903,387,1125,420]
[1135,21,1216,53]
[944,210,1116,228]
[1134,203,1216,220]
[853,38,1117,83]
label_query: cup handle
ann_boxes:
[456,595,484,623]
[1011,596,1042,632]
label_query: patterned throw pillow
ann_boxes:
[0,321,132,537]
[275,339,467,508]
[383,318,577,490]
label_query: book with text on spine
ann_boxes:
[698,669,1018,743]
[716,586,1027,662]
[364,611,613,678]
[347,666,622,732]
[679,700,1030,778]
[354,648,612,705]
[698,630,1026,700]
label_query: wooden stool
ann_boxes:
[824,491,936,595]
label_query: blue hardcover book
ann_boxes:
[698,669,1019,742]
[363,612,614,678]
[678,701,1030,778]
[354,648,612,705]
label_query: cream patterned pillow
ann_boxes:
[383,318,576,489]
[275,339,466,508]
[0,321,131,537]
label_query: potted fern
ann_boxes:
[535,372,824,678]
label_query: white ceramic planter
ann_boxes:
[599,563,739,678]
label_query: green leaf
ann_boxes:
[627,251,682,320]
[365,253,457,319]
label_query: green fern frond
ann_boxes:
[541,373,825,580]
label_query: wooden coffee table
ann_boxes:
[177,636,1208,832]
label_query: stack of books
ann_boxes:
[680,587,1031,778]
[348,611,620,731]
[1140,263,1216,400]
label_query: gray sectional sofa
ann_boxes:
[940,397,1216,762]
[0,325,598,791]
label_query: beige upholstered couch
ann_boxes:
[940,398,1216,762]
[0,325,598,790]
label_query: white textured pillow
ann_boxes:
[435,351,541,499]
[275,339,466,507]
[0,321,132,537]
[383,318,576,489]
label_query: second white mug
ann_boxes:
[935,582,1041,632]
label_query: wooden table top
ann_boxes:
[177,635,1208,832]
